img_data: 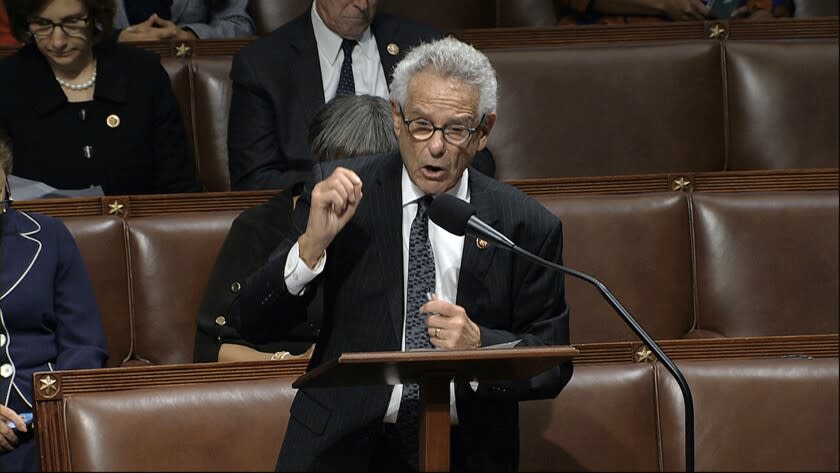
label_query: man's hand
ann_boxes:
[117,14,197,42]
[298,167,363,269]
[0,405,25,452]
[662,0,712,20]
[423,298,482,350]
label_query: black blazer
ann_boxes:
[0,41,201,195]
[226,10,494,193]
[236,153,572,472]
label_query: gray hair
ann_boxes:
[308,94,398,162]
[0,129,12,175]
[389,36,497,118]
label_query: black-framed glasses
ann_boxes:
[28,16,90,39]
[399,105,485,146]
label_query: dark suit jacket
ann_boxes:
[226,10,494,193]
[236,153,572,472]
[0,41,201,195]
[0,208,108,472]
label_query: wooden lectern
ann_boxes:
[293,346,577,472]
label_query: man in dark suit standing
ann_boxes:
[236,37,571,472]
[227,0,495,192]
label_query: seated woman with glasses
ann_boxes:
[0,0,201,196]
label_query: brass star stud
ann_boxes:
[39,375,59,398]
[108,200,125,216]
[672,177,692,192]
[175,43,192,58]
[635,346,654,363]
[709,24,726,39]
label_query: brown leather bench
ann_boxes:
[40,188,840,368]
[165,38,838,190]
[34,356,839,471]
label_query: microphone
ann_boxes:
[429,193,696,473]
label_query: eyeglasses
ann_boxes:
[28,16,90,39]
[399,105,485,146]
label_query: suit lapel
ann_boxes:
[291,12,326,127]
[0,212,42,301]
[455,174,498,317]
[371,155,406,343]
[372,16,404,85]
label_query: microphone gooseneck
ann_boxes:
[428,193,696,473]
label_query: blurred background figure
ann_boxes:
[551,0,792,24]
[0,0,17,45]
[0,129,108,472]
[791,0,838,17]
[114,0,255,42]
[0,0,201,196]
[194,94,398,363]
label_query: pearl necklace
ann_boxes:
[56,69,97,91]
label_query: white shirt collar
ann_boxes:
[401,166,470,207]
[311,2,376,66]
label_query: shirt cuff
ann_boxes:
[284,242,325,295]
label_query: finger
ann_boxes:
[428,326,442,340]
[0,408,25,431]
[421,300,463,318]
[335,172,362,200]
[332,174,359,205]
[0,428,18,449]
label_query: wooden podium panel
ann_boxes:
[293,346,577,472]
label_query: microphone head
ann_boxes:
[428,193,475,236]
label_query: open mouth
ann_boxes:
[421,165,446,180]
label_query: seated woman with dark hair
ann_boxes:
[0,130,108,473]
[0,0,201,196]
[115,0,255,42]
[194,94,398,363]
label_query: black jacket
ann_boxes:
[0,41,201,195]
[226,10,494,193]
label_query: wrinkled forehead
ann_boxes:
[404,71,481,114]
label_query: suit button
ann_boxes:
[230,282,241,293]
[0,334,5,347]
[215,316,227,326]
[0,363,12,378]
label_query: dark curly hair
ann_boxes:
[4,0,116,44]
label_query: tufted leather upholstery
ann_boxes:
[157,39,838,191]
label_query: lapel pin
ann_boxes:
[106,114,121,128]
[386,43,400,56]
[476,238,489,250]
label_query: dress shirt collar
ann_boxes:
[401,166,470,208]
[311,2,377,66]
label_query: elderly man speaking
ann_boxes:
[235,37,573,472]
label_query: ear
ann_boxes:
[476,112,496,151]
[390,100,402,137]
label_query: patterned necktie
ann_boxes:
[336,39,357,96]
[396,195,436,469]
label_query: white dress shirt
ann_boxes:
[284,167,470,424]
[311,4,389,102]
